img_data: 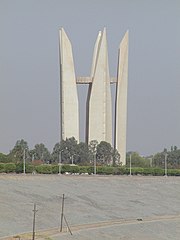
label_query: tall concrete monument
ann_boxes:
[59,28,79,141]
[59,28,128,165]
[114,31,129,166]
[86,28,112,145]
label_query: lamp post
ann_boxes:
[129,154,132,176]
[71,153,79,165]
[58,150,63,175]
[164,153,168,177]
[94,153,96,175]
[23,149,26,175]
[150,156,153,168]
[71,155,74,165]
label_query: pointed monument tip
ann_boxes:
[61,27,65,33]
[125,30,129,37]
[98,31,102,37]
[101,27,107,40]
[102,27,107,35]
[124,30,129,42]
[59,28,65,36]
[118,30,129,49]
[123,30,129,39]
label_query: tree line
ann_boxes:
[0,139,180,169]
[0,137,120,166]
[126,146,180,168]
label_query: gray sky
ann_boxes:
[0,0,180,156]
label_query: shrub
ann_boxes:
[61,164,72,174]
[70,165,79,173]
[15,163,34,174]
[132,167,144,175]
[0,153,10,163]
[113,167,127,175]
[26,164,34,173]
[97,166,114,175]
[142,168,152,175]
[86,166,94,174]
[152,167,164,176]
[0,163,5,173]
[15,163,23,173]
[4,163,16,173]
[35,165,52,174]
[167,169,180,176]
[1,162,180,176]
[52,165,59,174]
[79,166,89,174]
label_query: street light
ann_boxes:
[129,154,132,176]
[58,150,63,175]
[94,153,96,175]
[32,154,35,162]
[164,153,168,177]
[150,156,153,168]
[71,155,74,165]
[23,149,26,175]
[70,154,79,165]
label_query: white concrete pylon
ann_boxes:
[85,31,102,142]
[87,28,112,145]
[91,31,102,78]
[114,31,129,165]
[59,28,79,142]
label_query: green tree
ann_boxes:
[96,141,113,165]
[51,142,60,163]
[126,152,149,168]
[89,140,98,154]
[60,137,79,164]
[153,152,166,168]
[0,153,10,163]
[174,146,178,151]
[76,142,91,165]
[8,139,29,163]
[153,148,180,169]
[88,140,98,163]
[112,149,121,166]
[31,143,51,163]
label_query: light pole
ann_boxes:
[129,154,132,176]
[150,156,153,168]
[71,155,74,165]
[165,153,168,177]
[32,154,35,162]
[58,150,63,175]
[71,154,79,165]
[94,153,96,175]
[23,149,26,174]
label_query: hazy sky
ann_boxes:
[0,0,180,156]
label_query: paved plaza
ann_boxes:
[0,174,180,239]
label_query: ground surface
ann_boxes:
[0,174,180,240]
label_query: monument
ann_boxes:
[59,28,128,165]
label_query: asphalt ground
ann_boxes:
[0,174,180,239]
